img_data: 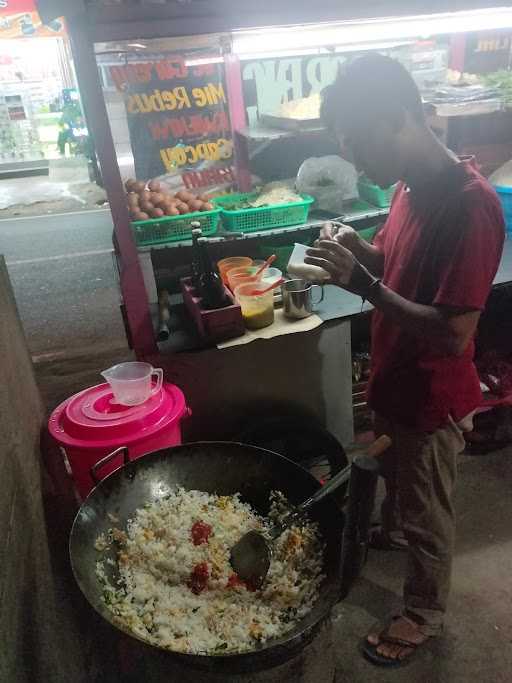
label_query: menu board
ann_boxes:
[110,55,234,188]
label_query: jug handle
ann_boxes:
[151,368,164,396]
[90,446,130,485]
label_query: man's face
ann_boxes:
[338,119,403,189]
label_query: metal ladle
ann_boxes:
[230,435,391,589]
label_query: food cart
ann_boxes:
[31,1,512,678]
[36,1,512,445]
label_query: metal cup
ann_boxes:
[282,279,324,319]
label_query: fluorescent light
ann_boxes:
[232,7,512,57]
[237,48,320,60]
[184,56,224,66]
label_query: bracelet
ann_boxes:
[361,277,382,304]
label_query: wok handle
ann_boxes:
[90,446,130,485]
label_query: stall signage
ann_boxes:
[110,56,234,187]
[465,30,512,74]
[0,0,36,13]
[0,1,65,38]
[241,54,348,124]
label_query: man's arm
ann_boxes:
[368,285,480,356]
[306,240,479,356]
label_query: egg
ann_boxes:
[176,190,194,202]
[139,190,152,202]
[127,192,139,206]
[150,207,164,218]
[132,181,146,193]
[165,205,180,216]
[188,199,203,213]
[176,202,190,214]
[201,202,214,211]
[131,211,148,221]
[198,194,210,202]
[125,178,137,192]
[148,179,162,192]
[139,200,154,213]
[150,192,165,207]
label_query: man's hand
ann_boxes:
[317,222,361,250]
[306,240,378,296]
[306,240,356,286]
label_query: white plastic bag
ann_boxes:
[287,243,330,282]
[296,155,358,214]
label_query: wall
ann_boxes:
[0,257,95,682]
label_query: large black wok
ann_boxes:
[69,442,347,672]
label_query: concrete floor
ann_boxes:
[333,448,512,683]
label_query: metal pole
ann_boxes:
[66,13,157,357]
[224,52,252,192]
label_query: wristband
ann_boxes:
[348,261,381,300]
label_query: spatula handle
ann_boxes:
[299,462,353,512]
[298,435,392,513]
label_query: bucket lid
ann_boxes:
[48,382,187,449]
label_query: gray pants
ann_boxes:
[375,415,466,635]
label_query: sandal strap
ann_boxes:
[378,634,420,649]
[378,614,428,647]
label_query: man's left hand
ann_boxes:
[306,240,357,287]
[305,240,378,297]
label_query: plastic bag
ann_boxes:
[296,155,358,214]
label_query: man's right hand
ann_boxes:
[318,222,360,253]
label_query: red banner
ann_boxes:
[0,0,36,14]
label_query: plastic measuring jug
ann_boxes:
[101,362,163,406]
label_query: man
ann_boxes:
[306,54,504,666]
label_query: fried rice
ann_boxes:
[95,488,324,654]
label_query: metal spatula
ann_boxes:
[230,436,391,589]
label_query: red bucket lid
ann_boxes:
[48,382,186,449]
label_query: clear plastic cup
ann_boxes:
[261,266,282,285]
[235,283,275,330]
[217,257,253,285]
[101,361,163,406]
[227,265,261,292]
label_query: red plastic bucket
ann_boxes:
[48,382,188,498]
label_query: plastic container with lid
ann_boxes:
[48,381,188,498]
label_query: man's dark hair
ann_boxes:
[321,54,425,135]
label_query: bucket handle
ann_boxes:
[90,446,130,485]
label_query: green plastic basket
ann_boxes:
[358,177,397,208]
[131,208,221,247]
[213,192,315,233]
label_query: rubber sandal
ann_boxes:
[362,639,414,667]
[362,614,427,667]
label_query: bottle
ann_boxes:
[197,237,229,310]
[190,223,202,289]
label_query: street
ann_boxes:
[0,209,127,358]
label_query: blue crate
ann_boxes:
[495,185,512,234]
